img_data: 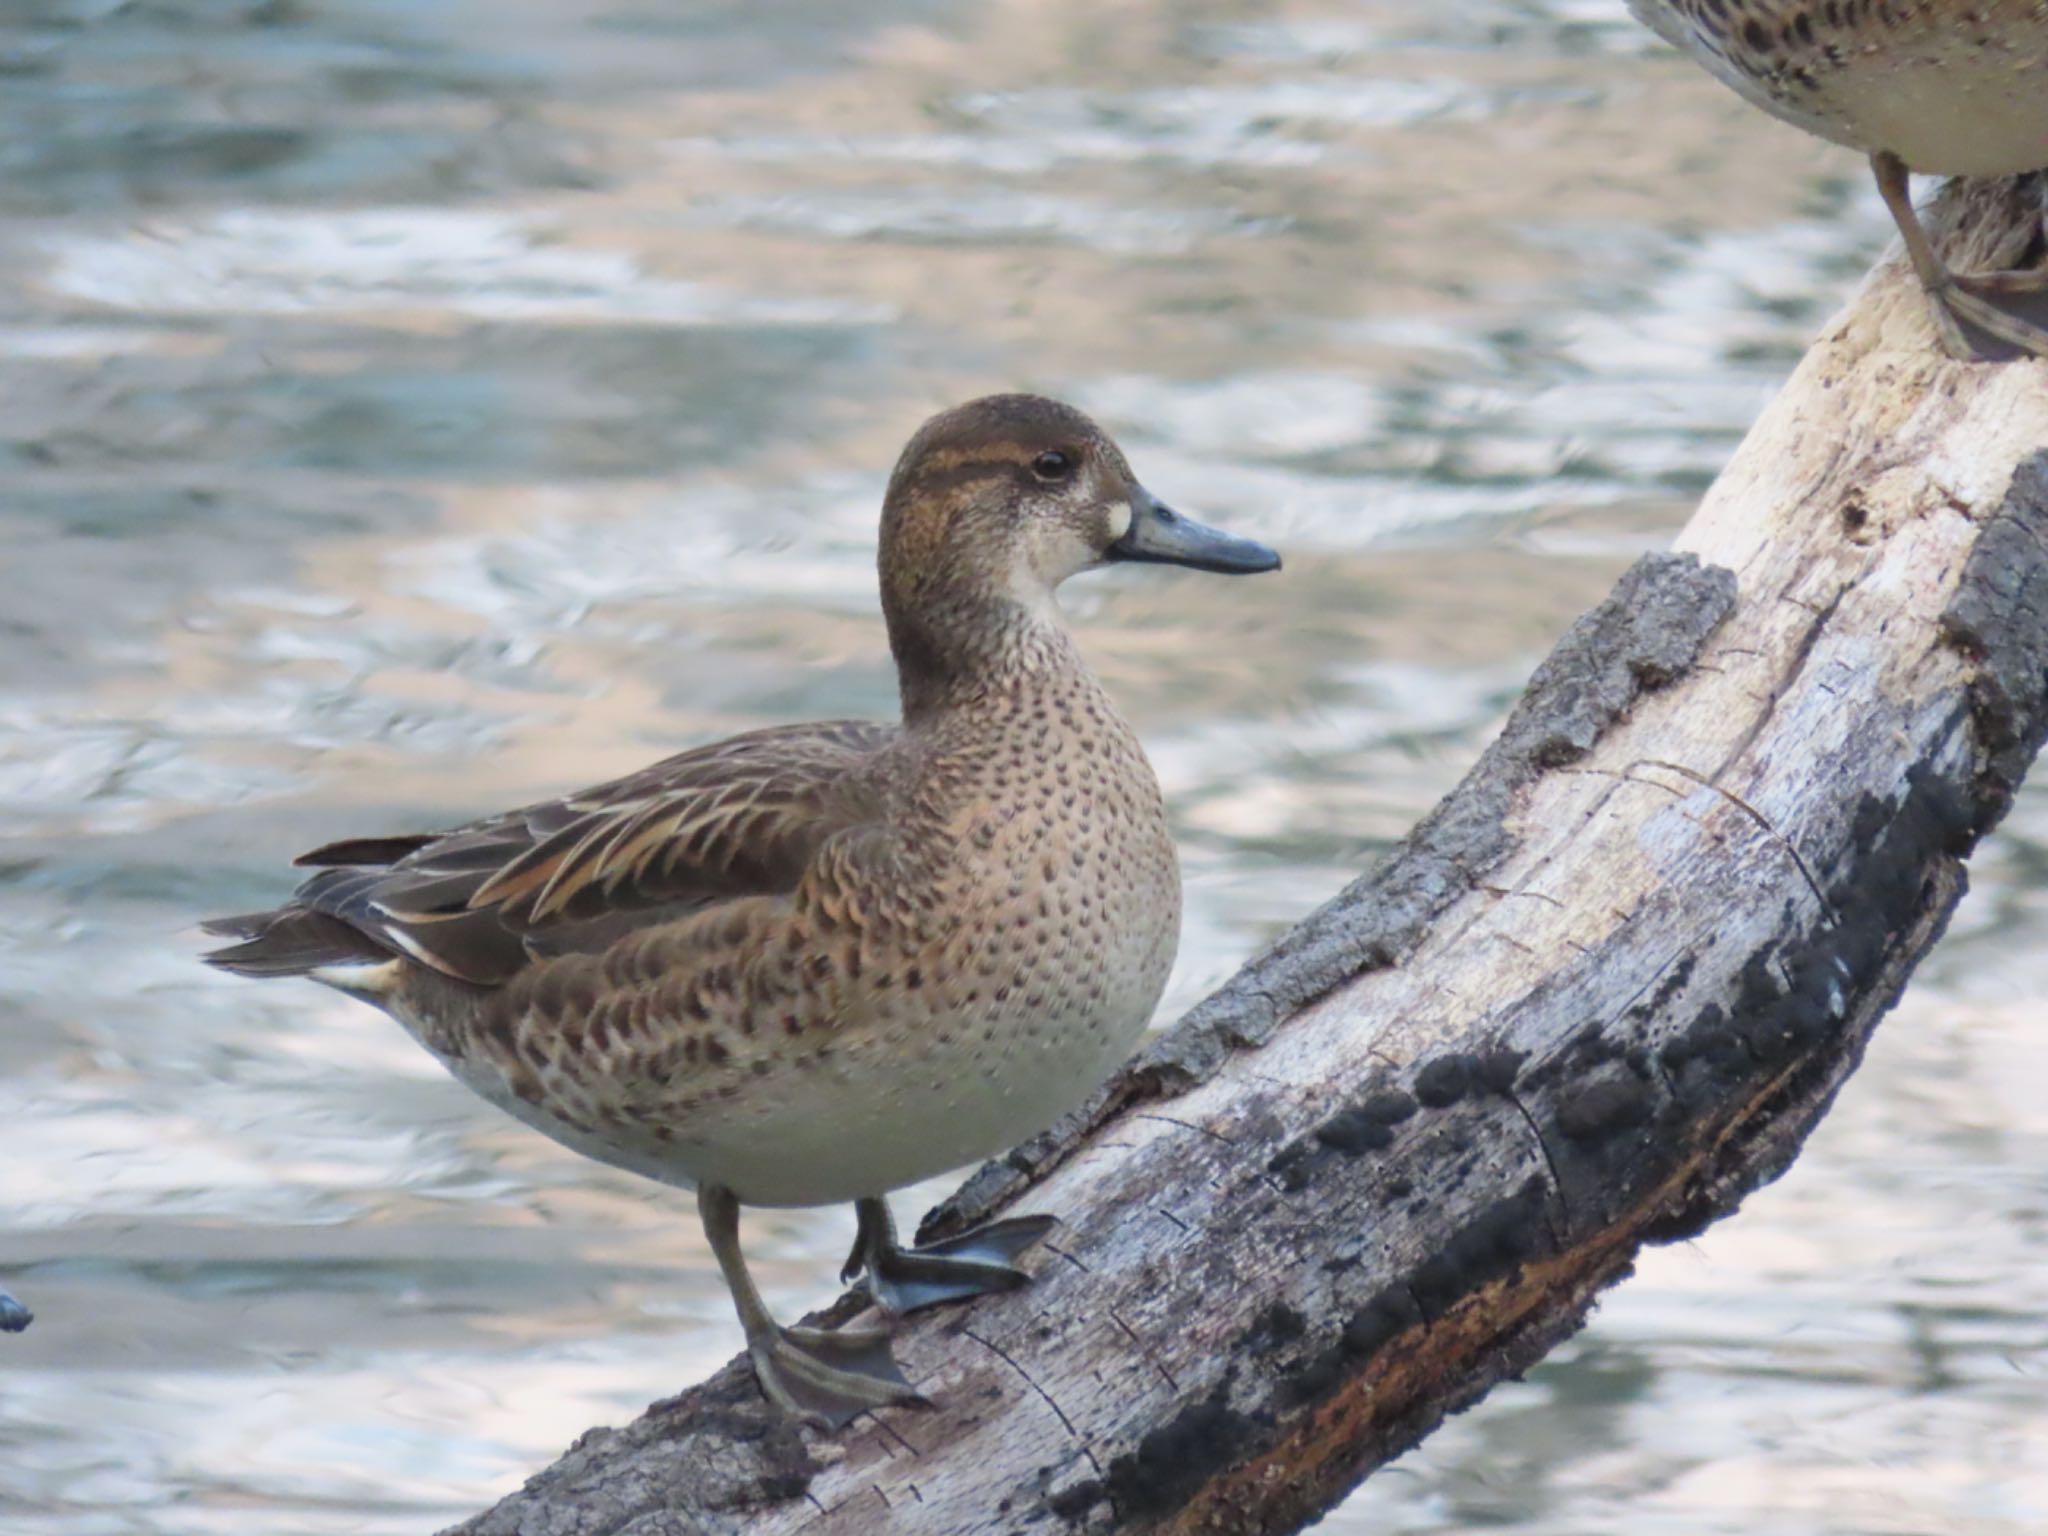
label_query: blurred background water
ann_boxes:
[1,2,2043,1532]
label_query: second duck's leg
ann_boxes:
[841,1196,1057,1315]
[698,1183,921,1428]
[1871,151,2048,362]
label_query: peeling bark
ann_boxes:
[448,175,2048,1536]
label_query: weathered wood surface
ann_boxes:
[451,176,2048,1536]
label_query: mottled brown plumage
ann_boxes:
[204,393,1280,1423]
[1629,0,2048,357]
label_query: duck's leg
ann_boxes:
[841,1197,1056,1316]
[699,1184,921,1427]
[1872,151,2048,362]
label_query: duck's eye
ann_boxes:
[1031,449,1075,483]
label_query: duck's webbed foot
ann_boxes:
[746,1321,924,1428]
[700,1183,924,1427]
[0,1286,29,1333]
[842,1196,1057,1315]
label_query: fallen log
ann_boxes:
[450,174,2048,1536]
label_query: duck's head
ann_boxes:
[879,393,1279,701]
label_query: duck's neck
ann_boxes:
[886,586,1092,723]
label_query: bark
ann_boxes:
[449,175,2048,1536]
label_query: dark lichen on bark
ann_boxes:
[1940,450,2048,813]
[1609,455,2048,1261]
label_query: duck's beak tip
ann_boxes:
[1109,487,1282,576]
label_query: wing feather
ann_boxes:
[203,720,898,986]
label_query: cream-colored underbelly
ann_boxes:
[393,917,1177,1209]
[1632,4,2048,175]
[1826,49,2048,176]
[680,1001,1152,1206]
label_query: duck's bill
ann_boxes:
[1109,487,1281,575]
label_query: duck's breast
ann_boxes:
[698,685,1181,1205]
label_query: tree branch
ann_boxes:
[449,174,2048,1536]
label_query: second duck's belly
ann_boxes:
[1637,3,2048,176]
[1832,54,2048,178]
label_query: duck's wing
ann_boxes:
[203,719,897,987]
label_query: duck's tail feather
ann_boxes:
[202,907,389,979]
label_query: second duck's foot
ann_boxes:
[747,1321,925,1429]
[1942,267,2048,362]
[1868,150,2048,363]
[844,1198,1057,1315]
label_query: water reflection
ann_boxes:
[2,2,2042,1533]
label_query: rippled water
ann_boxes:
[3,2,2042,1533]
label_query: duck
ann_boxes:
[203,393,1281,1425]
[1625,0,2048,359]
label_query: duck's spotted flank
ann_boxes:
[204,393,1281,1424]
